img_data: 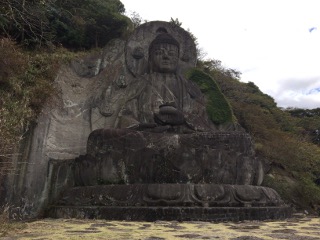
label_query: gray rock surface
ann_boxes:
[6,39,127,219]
[75,129,263,186]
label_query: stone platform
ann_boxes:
[75,130,264,187]
[47,184,291,221]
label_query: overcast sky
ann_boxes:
[121,0,320,109]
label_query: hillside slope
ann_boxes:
[197,60,320,212]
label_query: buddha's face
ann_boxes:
[150,43,179,73]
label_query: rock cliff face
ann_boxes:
[6,38,128,218]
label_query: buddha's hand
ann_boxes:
[154,104,185,126]
[128,122,157,131]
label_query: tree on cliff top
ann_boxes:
[0,0,53,46]
[50,0,129,49]
[0,0,130,49]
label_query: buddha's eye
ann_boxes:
[154,49,163,55]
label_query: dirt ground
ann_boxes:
[1,214,319,240]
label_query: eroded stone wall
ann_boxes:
[6,39,127,219]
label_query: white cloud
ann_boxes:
[276,90,320,109]
[121,0,320,109]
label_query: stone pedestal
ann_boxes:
[46,129,291,221]
[48,184,291,221]
[74,129,263,186]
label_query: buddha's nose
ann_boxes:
[162,53,169,59]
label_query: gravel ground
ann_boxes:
[1,214,319,240]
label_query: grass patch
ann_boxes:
[0,205,26,237]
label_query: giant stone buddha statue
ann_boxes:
[122,31,213,133]
[50,22,290,221]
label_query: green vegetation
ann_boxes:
[0,206,26,237]
[49,0,129,49]
[197,58,320,211]
[0,0,130,49]
[187,68,234,125]
[0,38,87,176]
[286,108,320,145]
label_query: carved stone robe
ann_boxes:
[119,73,213,131]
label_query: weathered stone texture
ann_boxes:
[55,184,284,207]
[6,39,127,219]
[49,206,291,222]
[75,130,262,186]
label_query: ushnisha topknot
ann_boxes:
[149,33,180,54]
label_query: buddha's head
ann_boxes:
[149,33,180,73]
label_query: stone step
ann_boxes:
[54,184,285,207]
[47,205,292,222]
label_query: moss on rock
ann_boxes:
[187,68,235,125]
